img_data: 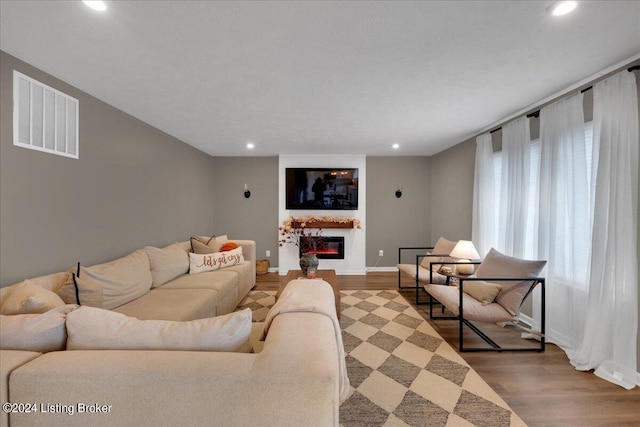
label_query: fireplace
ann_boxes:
[300,236,345,259]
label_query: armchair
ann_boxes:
[396,237,457,295]
[424,248,547,352]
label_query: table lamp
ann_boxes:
[450,240,480,275]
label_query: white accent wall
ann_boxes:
[278,154,366,275]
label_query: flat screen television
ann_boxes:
[286,168,359,210]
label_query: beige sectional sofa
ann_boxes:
[0,238,344,426]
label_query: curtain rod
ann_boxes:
[490,65,640,134]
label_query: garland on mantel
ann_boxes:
[282,216,362,231]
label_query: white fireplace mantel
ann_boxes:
[278,155,366,275]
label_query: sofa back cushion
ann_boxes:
[0,280,65,315]
[145,243,189,288]
[0,272,69,308]
[58,250,152,310]
[57,273,104,308]
[474,248,547,315]
[0,305,77,352]
[66,306,253,353]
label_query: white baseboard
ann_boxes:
[269,266,399,274]
[277,269,367,275]
[518,313,534,327]
[366,267,399,272]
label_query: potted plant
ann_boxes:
[279,223,326,277]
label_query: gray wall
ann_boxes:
[366,157,431,267]
[428,139,476,241]
[0,51,217,286]
[210,157,279,267]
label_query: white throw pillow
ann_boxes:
[189,247,245,274]
[0,280,65,315]
[145,243,189,287]
[0,304,78,352]
[66,306,253,353]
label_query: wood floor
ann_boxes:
[256,271,640,427]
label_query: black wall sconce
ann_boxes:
[244,183,251,199]
[395,184,403,198]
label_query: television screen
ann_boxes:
[286,168,359,210]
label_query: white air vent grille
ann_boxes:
[13,70,79,159]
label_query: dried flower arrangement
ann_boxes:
[282,216,362,230]
[278,225,326,254]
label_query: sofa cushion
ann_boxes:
[0,280,65,315]
[474,248,547,315]
[59,249,153,310]
[159,270,238,293]
[220,262,253,299]
[57,272,104,308]
[0,305,77,352]
[0,350,42,427]
[191,238,218,254]
[145,243,189,288]
[66,306,253,353]
[0,272,69,307]
[158,270,239,315]
[113,288,217,320]
[189,247,245,274]
[191,235,228,253]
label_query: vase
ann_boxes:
[299,253,319,277]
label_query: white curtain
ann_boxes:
[498,117,530,258]
[472,132,495,257]
[535,92,591,351]
[571,71,639,389]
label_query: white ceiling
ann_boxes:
[1,1,639,157]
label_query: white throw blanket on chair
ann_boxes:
[262,279,351,402]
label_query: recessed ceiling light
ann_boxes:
[83,1,107,11]
[547,1,577,16]
[392,143,400,149]
[246,142,255,149]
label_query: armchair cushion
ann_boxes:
[419,237,457,270]
[462,280,503,305]
[397,263,447,284]
[475,248,546,316]
[424,284,516,323]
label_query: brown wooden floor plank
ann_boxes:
[253,271,640,426]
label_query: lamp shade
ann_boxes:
[450,240,480,260]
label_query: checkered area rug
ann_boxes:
[237,289,527,427]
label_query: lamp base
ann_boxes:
[456,260,474,275]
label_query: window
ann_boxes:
[13,70,79,159]
[492,122,594,288]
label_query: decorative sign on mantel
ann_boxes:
[284,216,362,230]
